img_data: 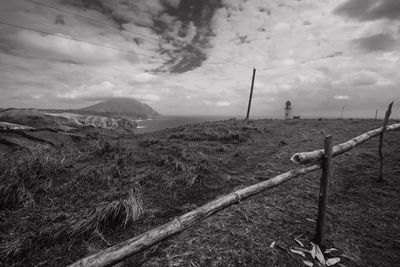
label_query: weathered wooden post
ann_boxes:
[316,135,333,248]
[245,68,256,122]
[378,102,394,182]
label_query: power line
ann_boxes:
[0,20,337,76]
[0,20,165,61]
[27,0,331,71]
[26,0,253,69]
[27,0,161,44]
[0,69,25,75]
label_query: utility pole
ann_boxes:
[245,68,256,121]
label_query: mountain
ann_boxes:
[79,98,159,118]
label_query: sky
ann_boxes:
[0,0,399,118]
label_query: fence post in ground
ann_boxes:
[378,101,394,182]
[316,135,333,248]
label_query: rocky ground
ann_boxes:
[0,118,399,266]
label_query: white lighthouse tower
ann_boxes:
[284,100,292,119]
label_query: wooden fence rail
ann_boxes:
[69,122,400,267]
[290,123,400,165]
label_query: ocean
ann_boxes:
[134,115,387,134]
[134,115,236,134]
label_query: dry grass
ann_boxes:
[1,119,399,266]
[0,140,144,265]
[67,188,144,238]
[93,136,124,156]
[0,150,65,210]
[160,148,209,187]
[168,124,249,143]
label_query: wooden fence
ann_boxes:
[69,106,399,267]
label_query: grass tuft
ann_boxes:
[93,136,123,156]
[68,188,144,238]
[95,188,144,228]
[161,149,209,187]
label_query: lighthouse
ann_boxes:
[284,100,292,119]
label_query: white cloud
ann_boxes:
[135,73,157,83]
[57,81,121,100]
[10,30,125,64]
[216,101,231,107]
[273,22,291,32]
[203,100,231,107]
[377,52,400,63]
[336,70,392,86]
[132,94,161,103]
[334,95,350,100]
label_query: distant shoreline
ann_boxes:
[134,116,400,134]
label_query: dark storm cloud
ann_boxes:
[354,33,397,52]
[159,0,221,44]
[334,0,400,21]
[154,0,222,73]
[61,0,222,73]
[156,45,207,73]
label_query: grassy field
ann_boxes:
[1,119,399,266]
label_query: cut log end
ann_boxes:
[290,154,303,164]
[290,123,400,165]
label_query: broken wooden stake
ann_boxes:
[378,101,394,182]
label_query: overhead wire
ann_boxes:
[26,0,254,69]
[26,0,162,44]
[0,69,26,75]
[4,0,334,73]
[0,20,166,61]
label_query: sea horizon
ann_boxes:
[134,114,399,134]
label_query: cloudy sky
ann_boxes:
[0,0,399,118]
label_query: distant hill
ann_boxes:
[0,108,138,132]
[79,98,159,118]
[0,108,70,129]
